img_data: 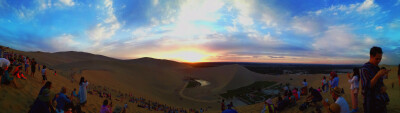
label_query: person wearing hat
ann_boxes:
[360,46,391,113]
[261,98,276,113]
[323,87,350,113]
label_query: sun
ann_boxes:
[173,51,206,62]
[158,49,213,62]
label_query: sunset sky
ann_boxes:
[0,0,399,64]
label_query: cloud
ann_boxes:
[15,6,35,20]
[247,32,283,46]
[312,25,375,57]
[152,0,158,6]
[269,56,284,59]
[396,0,400,6]
[49,34,80,51]
[86,0,121,42]
[37,0,52,10]
[291,16,325,36]
[232,0,254,26]
[357,0,376,12]
[375,26,383,30]
[59,0,75,6]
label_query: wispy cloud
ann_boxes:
[0,0,399,64]
[59,0,75,6]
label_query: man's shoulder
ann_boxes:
[335,97,346,104]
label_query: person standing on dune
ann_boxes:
[41,65,47,84]
[347,68,360,113]
[79,77,89,106]
[30,58,37,77]
[24,57,30,74]
[360,46,391,113]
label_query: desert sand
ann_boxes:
[0,48,399,113]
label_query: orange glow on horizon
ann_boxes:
[134,48,218,63]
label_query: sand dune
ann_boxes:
[2,48,399,113]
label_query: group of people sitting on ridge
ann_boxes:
[259,46,397,113]
[86,82,207,113]
[28,77,89,113]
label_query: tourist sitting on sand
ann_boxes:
[1,66,18,88]
[222,106,238,113]
[275,96,286,111]
[52,87,72,113]
[292,88,299,100]
[100,99,113,113]
[297,88,301,99]
[13,66,27,80]
[283,93,290,106]
[227,101,234,109]
[261,98,276,113]
[323,87,350,113]
[306,87,323,105]
[78,77,89,106]
[289,92,296,106]
[71,88,78,98]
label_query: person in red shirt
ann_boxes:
[13,66,27,80]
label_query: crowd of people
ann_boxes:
[88,83,207,113]
[257,46,398,113]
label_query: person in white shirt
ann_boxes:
[347,68,360,113]
[323,87,350,113]
[79,77,89,106]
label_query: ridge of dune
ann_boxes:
[125,57,190,69]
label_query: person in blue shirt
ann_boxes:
[52,87,71,113]
[330,71,339,89]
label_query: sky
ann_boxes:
[0,0,399,64]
